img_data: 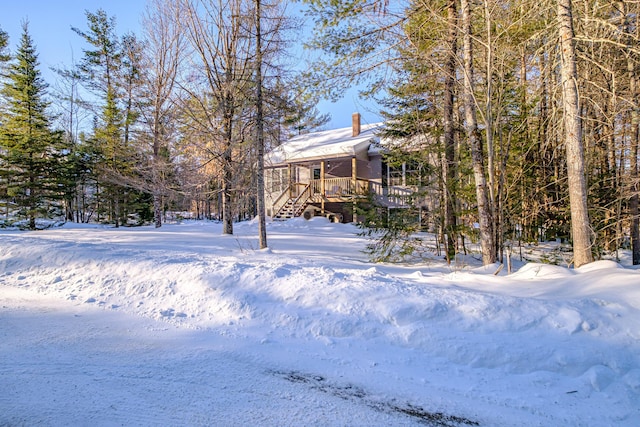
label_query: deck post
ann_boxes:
[352,157,358,222]
[288,164,293,198]
[320,160,326,215]
[351,157,357,192]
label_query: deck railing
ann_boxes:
[310,177,369,197]
[290,182,308,198]
[270,188,290,217]
[368,181,415,207]
[272,183,312,218]
[291,184,312,216]
[273,177,419,216]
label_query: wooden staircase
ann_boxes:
[273,198,310,220]
[273,184,312,221]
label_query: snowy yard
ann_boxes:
[1,218,639,426]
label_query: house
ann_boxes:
[264,113,431,223]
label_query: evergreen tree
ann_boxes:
[279,85,330,137]
[120,33,142,147]
[0,26,9,69]
[0,23,65,229]
[373,52,447,261]
[72,10,121,95]
[1,26,10,127]
[73,9,143,226]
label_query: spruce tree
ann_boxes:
[1,26,10,122]
[0,23,65,229]
[73,10,137,226]
[277,83,330,138]
[0,26,9,67]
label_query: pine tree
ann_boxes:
[278,85,330,138]
[1,26,10,124]
[0,23,65,229]
[93,87,126,225]
[0,26,9,67]
[73,9,141,227]
[72,10,121,95]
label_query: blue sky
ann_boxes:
[1,1,146,75]
[1,1,378,129]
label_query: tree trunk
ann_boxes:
[222,110,234,235]
[443,0,458,263]
[483,0,497,256]
[154,192,162,228]
[622,1,640,265]
[255,0,268,249]
[152,122,164,228]
[461,0,495,265]
[29,169,36,231]
[631,101,640,265]
[557,0,593,267]
[177,0,256,236]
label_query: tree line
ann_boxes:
[304,0,640,267]
[3,0,639,268]
[0,0,328,234]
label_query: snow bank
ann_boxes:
[1,219,639,426]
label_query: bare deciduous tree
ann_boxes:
[461,0,495,265]
[443,0,458,263]
[139,0,185,228]
[557,0,593,267]
[177,0,255,235]
[255,0,267,249]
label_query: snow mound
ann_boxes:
[1,221,639,426]
[575,259,624,272]
[511,262,576,279]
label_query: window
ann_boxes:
[383,160,426,187]
[389,166,404,186]
[266,168,289,193]
[404,160,425,186]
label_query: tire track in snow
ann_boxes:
[0,290,437,426]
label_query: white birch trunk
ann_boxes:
[461,0,495,265]
[557,0,593,267]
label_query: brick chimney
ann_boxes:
[352,112,361,137]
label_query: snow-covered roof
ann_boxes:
[266,122,384,166]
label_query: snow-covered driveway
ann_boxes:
[1,288,439,426]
